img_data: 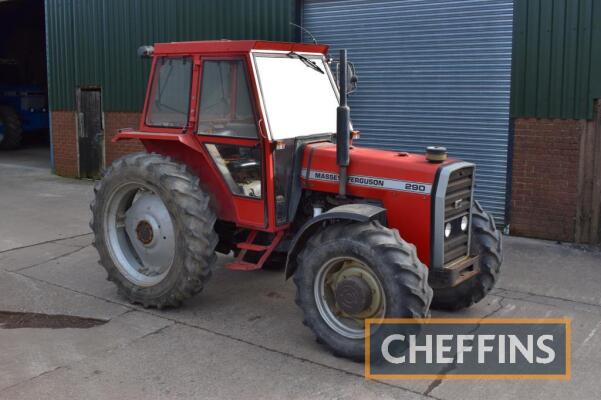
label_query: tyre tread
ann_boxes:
[293,220,432,360]
[90,152,218,308]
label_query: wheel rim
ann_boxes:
[314,256,387,339]
[104,182,176,287]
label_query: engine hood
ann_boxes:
[301,142,455,196]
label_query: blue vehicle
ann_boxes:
[0,85,49,149]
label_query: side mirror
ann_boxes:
[335,60,358,95]
[347,62,358,94]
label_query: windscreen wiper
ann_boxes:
[287,51,324,74]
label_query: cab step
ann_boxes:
[225,261,261,271]
[236,242,268,252]
[225,230,284,271]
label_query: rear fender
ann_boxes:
[113,130,238,223]
[113,130,205,152]
[284,203,386,279]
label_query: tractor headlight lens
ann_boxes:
[444,223,452,238]
[460,216,469,231]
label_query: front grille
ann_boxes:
[443,167,474,264]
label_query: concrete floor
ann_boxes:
[0,148,600,399]
[0,146,92,251]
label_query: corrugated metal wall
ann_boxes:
[511,0,601,120]
[303,0,513,223]
[45,0,295,111]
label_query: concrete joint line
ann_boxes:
[0,233,92,255]
[423,298,506,396]
[12,245,91,273]
[0,320,176,394]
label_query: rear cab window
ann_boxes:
[146,57,192,127]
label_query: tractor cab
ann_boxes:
[117,41,341,235]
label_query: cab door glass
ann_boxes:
[198,60,258,138]
[205,143,262,199]
[199,59,262,199]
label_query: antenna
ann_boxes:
[289,22,317,45]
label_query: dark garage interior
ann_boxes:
[0,0,49,153]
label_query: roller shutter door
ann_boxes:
[303,0,513,223]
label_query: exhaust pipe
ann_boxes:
[337,49,350,197]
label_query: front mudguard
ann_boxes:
[284,203,386,279]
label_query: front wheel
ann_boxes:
[293,221,432,361]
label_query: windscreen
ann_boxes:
[253,53,339,140]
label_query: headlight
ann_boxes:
[444,222,452,238]
[460,216,469,231]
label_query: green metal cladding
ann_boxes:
[511,0,601,120]
[45,0,296,112]
[47,0,601,119]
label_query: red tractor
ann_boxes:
[91,40,502,360]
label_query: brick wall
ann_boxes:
[51,111,78,177]
[510,118,585,241]
[51,111,144,178]
[103,112,145,166]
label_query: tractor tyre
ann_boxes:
[0,106,23,150]
[293,220,432,361]
[431,201,503,311]
[90,152,218,308]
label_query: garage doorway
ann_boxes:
[0,0,49,161]
[77,88,103,179]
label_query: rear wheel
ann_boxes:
[0,106,23,150]
[293,221,432,360]
[90,152,218,308]
[431,201,503,311]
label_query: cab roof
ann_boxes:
[153,40,329,56]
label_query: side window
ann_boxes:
[198,60,258,138]
[146,57,192,127]
[205,143,262,198]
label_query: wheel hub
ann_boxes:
[105,185,176,287]
[314,257,387,339]
[123,193,175,273]
[135,220,154,245]
[334,276,373,315]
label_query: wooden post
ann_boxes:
[575,100,601,244]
